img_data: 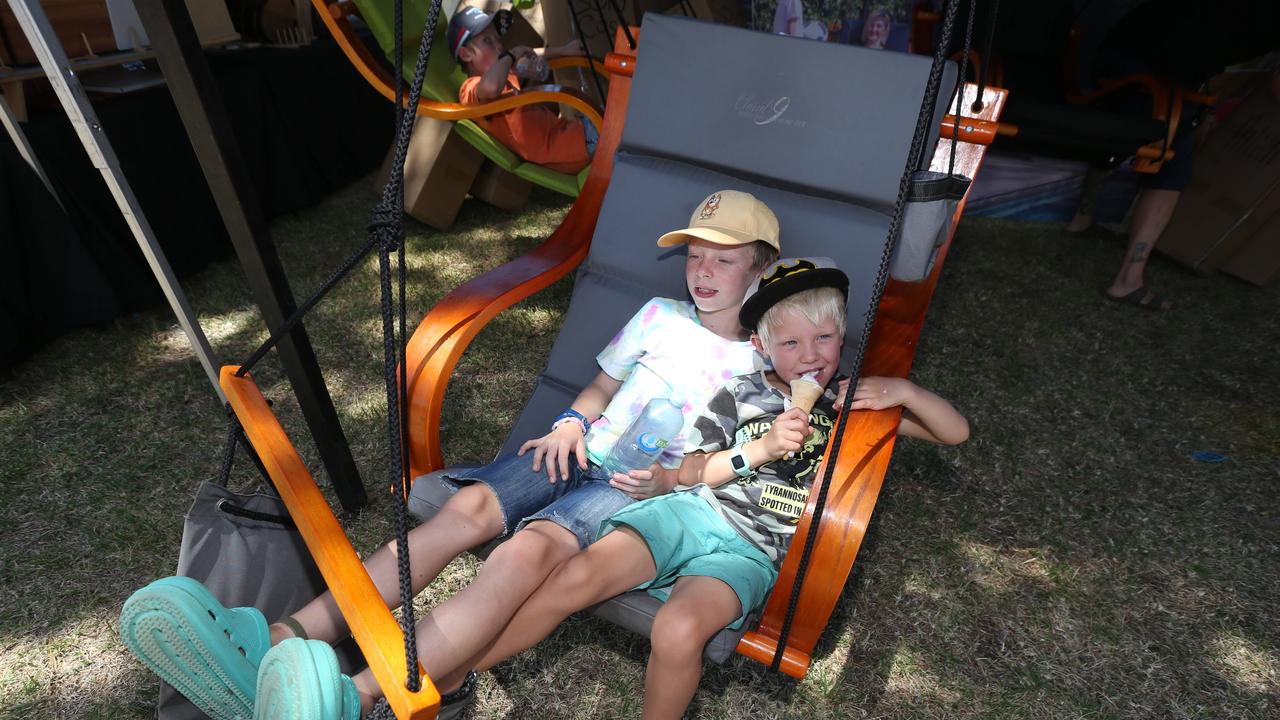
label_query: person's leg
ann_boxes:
[467,525,659,674]
[642,576,741,720]
[278,482,506,645]
[1067,164,1113,233]
[1106,188,1180,307]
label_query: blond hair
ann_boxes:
[756,286,847,349]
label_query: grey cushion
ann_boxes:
[418,14,959,664]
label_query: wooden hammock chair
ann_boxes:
[222,12,1006,720]
[404,14,1007,678]
[312,0,609,199]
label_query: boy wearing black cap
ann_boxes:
[449,5,596,174]
[456,257,970,719]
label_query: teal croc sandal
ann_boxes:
[120,576,271,720]
[255,639,361,720]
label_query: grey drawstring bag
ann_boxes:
[158,477,363,717]
[889,170,972,282]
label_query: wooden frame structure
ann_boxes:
[222,26,1008,720]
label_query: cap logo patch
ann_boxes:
[759,258,818,289]
[699,192,722,220]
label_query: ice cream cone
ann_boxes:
[789,372,823,414]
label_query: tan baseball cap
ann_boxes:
[656,190,781,251]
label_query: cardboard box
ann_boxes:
[1220,206,1280,286]
[469,159,532,211]
[380,115,485,230]
[1156,82,1280,274]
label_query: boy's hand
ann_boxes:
[609,463,675,500]
[832,377,851,408]
[518,422,587,483]
[505,45,536,62]
[762,407,811,461]
[849,376,914,411]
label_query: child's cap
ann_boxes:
[448,6,499,58]
[656,190,780,251]
[740,257,850,330]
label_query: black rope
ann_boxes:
[217,404,275,490]
[948,0,977,179]
[769,0,969,673]
[377,0,447,694]
[972,0,1000,112]
[605,0,636,49]
[567,0,608,108]
[235,233,382,377]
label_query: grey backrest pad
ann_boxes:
[498,15,955,458]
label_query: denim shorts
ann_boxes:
[583,119,600,155]
[448,452,634,549]
[601,491,777,629]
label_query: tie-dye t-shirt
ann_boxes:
[586,298,765,468]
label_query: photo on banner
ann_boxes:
[752,0,915,51]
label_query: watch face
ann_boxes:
[731,454,747,470]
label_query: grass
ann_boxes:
[1,176,1277,719]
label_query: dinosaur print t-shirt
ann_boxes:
[684,370,840,566]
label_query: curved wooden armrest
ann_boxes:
[410,88,604,133]
[548,55,611,78]
[221,367,441,719]
[403,28,641,477]
[1067,74,1172,118]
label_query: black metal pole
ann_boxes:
[134,0,367,512]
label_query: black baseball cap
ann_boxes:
[740,257,850,331]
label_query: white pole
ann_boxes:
[6,0,224,403]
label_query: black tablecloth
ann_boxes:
[1,37,393,370]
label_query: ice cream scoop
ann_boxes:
[789,371,823,414]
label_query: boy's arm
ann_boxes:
[847,377,969,446]
[473,45,534,101]
[519,370,622,483]
[536,38,583,61]
[675,407,811,490]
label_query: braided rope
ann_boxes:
[769,0,968,673]
[373,0,446,694]
[973,0,1001,112]
[948,0,978,178]
[234,233,381,377]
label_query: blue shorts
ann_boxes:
[447,452,633,549]
[583,119,600,156]
[601,491,777,629]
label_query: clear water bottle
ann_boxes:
[514,54,549,83]
[598,390,686,478]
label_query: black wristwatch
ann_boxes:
[499,50,515,65]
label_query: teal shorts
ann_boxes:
[600,490,777,629]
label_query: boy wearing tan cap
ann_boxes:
[122,190,782,719]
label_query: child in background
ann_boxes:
[450,6,596,173]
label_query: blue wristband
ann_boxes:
[552,408,589,433]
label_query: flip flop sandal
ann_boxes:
[255,639,361,720]
[120,576,271,720]
[1105,285,1172,311]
